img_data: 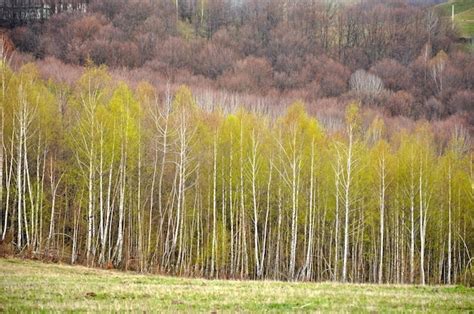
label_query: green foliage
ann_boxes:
[0,63,472,287]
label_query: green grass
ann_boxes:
[436,0,474,16]
[436,0,474,37]
[455,7,474,36]
[0,258,473,312]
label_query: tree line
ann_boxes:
[0,62,472,284]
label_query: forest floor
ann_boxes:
[0,258,473,312]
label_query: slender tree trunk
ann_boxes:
[211,134,217,277]
[137,122,143,272]
[148,139,158,263]
[250,130,260,277]
[16,88,25,250]
[342,127,354,283]
[409,153,415,284]
[333,155,341,281]
[289,131,300,280]
[378,154,386,284]
[99,145,114,265]
[153,92,170,265]
[447,162,452,285]
[2,132,13,241]
[304,140,315,280]
[115,141,126,265]
[98,129,104,261]
[0,108,4,238]
[86,122,95,265]
[275,184,282,280]
[47,158,62,250]
[229,134,234,276]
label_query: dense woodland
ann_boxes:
[0,62,472,285]
[9,0,473,124]
[0,0,472,285]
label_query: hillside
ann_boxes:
[8,0,473,124]
[1,258,473,312]
[436,0,474,37]
[456,7,474,36]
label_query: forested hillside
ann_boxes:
[0,63,472,285]
[8,0,473,125]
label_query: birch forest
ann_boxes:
[0,61,472,286]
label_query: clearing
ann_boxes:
[436,0,474,37]
[0,258,473,312]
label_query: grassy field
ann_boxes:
[455,7,474,36]
[436,0,474,37]
[0,258,473,312]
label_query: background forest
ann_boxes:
[9,0,473,126]
[0,0,472,286]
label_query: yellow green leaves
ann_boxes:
[278,101,324,149]
[172,85,197,113]
[1,63,58,145]
[367,115,385,144]
[345,102,360,125]
[345,101,361,136]
[77,64,111,98]
[1,60,473,283]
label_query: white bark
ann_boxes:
[260,160,272,278]
[333,154,341,281]
[2,130,14,241]
[378,153,386,284]
[249,130,261,277]
[211,134,217,276]
[304,140,316,280]
[447,163,452,284]
[342,125,354,283]
[47,159,63,249]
